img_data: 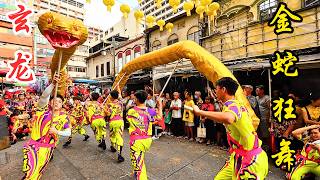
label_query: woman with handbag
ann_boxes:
[200,97,215,145]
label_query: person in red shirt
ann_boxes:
[0,99,7,116]
[200,97,215,145]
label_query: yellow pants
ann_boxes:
[91,119,107,142]
[130,138,152,180]
[109,120,124,152]
[289,160,320,180]
[215,151,268,180]
[22,142,54,180]
[72,125,87,136]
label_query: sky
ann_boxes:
[82,0,139,30]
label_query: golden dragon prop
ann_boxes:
[38,12,88,96]
[112,40,260,129]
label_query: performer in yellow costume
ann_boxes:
[86,92,107,150]
[289,125,320,179]
[63,96,90,147]
[22,75,71,180]
[105,90,125,162]
[192,77,268,180]
[126,90,162,180]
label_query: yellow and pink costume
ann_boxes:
[106,101,124,153]
[127,106,161,180]
[288,141,320,179]
[86,101,107,144]
[215,100,268,180]
[22,110,70,180]
[69,104,88,139]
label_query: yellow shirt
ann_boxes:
[86,101,106,122]
[183,100,195,122]
[223,100,261,151]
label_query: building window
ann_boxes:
[167,34,179,45]
[110,27,114,32]
[259,0,278,21]
[152,41,161,50]
[187,26,200,44]
[101,64,104,77]
[125,50,131,64]
[304,0,320,7]
[96,65,99,77]
[134,46,141,58]
[117,53,123,73]
[106,62,110,75]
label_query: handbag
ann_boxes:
[197,122,206,138]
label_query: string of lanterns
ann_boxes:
[88,0,220,33]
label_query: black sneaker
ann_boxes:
[98,140,106,150]
[110,146,117,153]
[11,140,17,145]
[118,154,125,162]
[50,154,54,162]
[63,140,71,148]
[83,135,90,141]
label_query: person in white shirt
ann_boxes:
[170,92,183,137]
[145,93,156,108]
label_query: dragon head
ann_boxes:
[37,12,88,49]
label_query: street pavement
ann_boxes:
[0,127,286,180]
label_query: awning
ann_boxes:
[225,59,270,71]
[73,79,98,84]
[153,72,172,80]
[98,80,113,84]
[296,53,320,69]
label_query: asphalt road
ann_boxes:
[0,126,286,180]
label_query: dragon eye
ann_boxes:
[47,18,52,24]
[74,26,79,31]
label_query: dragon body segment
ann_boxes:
[112,40,260,129]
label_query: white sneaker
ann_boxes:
[152,136,159,140]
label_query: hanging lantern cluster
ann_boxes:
[196,5,205,19]
[156,0,162,8]
[195,1,220,20]
[134,10,144,23]
[207,2,220,20]
[183,1,194,16]
[103,0,115,12]
[169,0,181,13]
[200,0,212,7]
[192,0,200,7]
[157,20,166,31]
[165,23,174,33]
[146,15,156,28]
[120,4,131,19]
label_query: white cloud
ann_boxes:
[83,0,138,30]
